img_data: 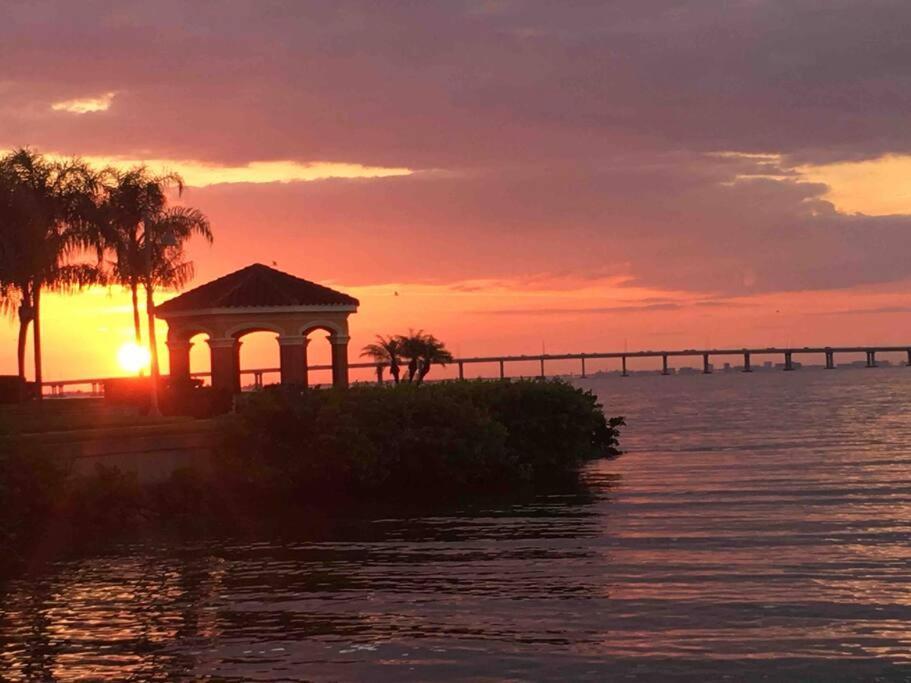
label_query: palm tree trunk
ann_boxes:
[16,310,30,381]
[16,283,33,381]
[145,283,161,416]
[131,281,142,344]
[32,284,42,400]
[416,360,431,385]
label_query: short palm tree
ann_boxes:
[397,330,454,385]
[397,329,426,383]
[414,333,454,385]
[360,334,401,384]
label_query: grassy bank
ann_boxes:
[0,380,622,577]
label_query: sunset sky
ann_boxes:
[3,1,911,382]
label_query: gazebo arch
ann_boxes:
[155,263,359,391]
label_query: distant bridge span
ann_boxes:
[446,345,911,379]
[41,345,911,395]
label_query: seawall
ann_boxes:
[6,420,218,483]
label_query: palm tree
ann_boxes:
[0,160,24,376]
[0,149,102,388]
[414,333,454,385]
[397,330,454,385]
[360,335,401,384]
[136,206,212,412]
[96,166,185,344]
[397,329,426,383]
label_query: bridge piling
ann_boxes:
[703,353,711,374]
[621,356,628,377]
[867,351,877,368]
[825,350,835,369]
[499,359,505,379]
[458,361,465,380]
[662,354,669,375]
[581,356,587,378]
[743,352,752,372]
[539,358,545,379]
[784,351,794,371]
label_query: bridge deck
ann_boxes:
[38,345,911,394]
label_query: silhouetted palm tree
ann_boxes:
[137,206,212,409]
[415,334,454,385]
[397,330,454,385]
[95,166,186,344]
[397,329,425,383]
[0,149,102,387]
[360,334,401,384]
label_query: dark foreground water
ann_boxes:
[3,368,911,681]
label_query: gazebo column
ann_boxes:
[330,334,350,388]
[166,339,192,383]
[279,335,309,386]
[208,337,241,393]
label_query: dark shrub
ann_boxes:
[105,376,231,418]
[0,440,71,575]
[160,383,232,418]
[220,380,623,499]
[104,376,155,411]
[0,376,26,404]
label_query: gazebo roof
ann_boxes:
[155,263,359,315]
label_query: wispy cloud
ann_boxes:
[51,91,116,114]
[480,303,682,316]
[816,305,911,316]
[472,298,754,316]
[44,154,414,186]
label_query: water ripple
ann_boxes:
[2,369,911,680]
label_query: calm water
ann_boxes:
[3,368,911,681]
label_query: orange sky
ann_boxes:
[7,264,911,384]
[3,3,911,382]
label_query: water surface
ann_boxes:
[2,368,911,681]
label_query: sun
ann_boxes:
[117,342,151,374]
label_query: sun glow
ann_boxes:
[117,342,151,374]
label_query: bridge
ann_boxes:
[39,345,911,396]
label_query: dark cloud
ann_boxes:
[2,1,911,165]
[3,1,911,297]
[181,154,911,295]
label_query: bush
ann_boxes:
[220,380,623,499]
[104,376,232,418]
[0,440,71,575]
[160,383,233,418]
[0,375,26,404]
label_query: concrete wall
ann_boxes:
[12,420,218,484]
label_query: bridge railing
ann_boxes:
[37,345,911,397]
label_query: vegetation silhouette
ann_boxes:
[361,330,454,385]
[0,150,211,395]
[0,149,102,389]
[360,334,402,384]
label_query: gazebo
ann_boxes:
[155,263,359,391]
